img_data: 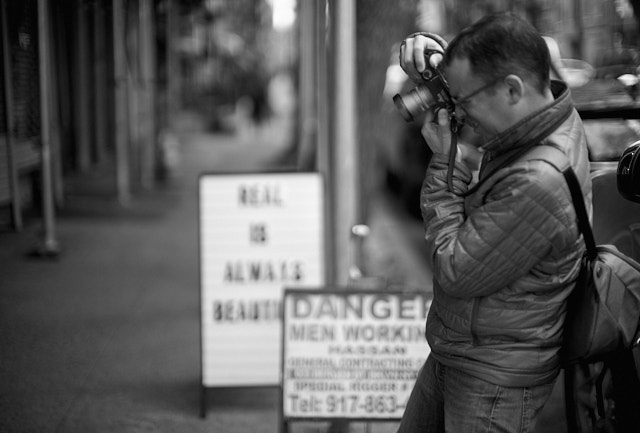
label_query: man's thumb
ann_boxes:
[429,52,443,68]
[437,108,450,126]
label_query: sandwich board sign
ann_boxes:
[281,288,431,429]
[198,172,325,396]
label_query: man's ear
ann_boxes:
[504,75,525,104]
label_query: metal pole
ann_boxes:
[296,0,317,171]
[35,0,60,256]
[126,6,141,187]
[139,0,156,189]
[1,0,21,231]
[330,0,359,285]
[48,5,64,207]
[166,0,181,120]
[573,0,584,60]
[75,0,91,172]
[94,1,108,164]
[113,0,131,205]
[316,0,332,285]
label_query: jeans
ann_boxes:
[396,355,555,433]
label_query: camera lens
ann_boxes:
[393,85,435,122]
[393,94,413,122]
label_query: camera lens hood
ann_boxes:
[393,93,414,122]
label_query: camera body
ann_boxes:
[393,47,454,123]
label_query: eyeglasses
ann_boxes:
[451,77,504,106]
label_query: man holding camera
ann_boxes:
[396,13,591,433]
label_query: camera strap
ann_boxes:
[446,117,461,193]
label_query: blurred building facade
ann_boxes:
[0,1,280,247]
[0,0,181,240]
[1,0,640,246]
[431,0,638,65]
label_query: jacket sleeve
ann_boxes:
[421,152,573,299]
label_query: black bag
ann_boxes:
[520,145,640,432]
[559,166,640,365]
[526,146,640,432]
[471,141,640,362]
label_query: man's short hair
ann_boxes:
[443,12,551,93]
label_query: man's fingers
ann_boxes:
[421,109,452,155]
[400,35,445,80]
[400,38,420,81]
[412,38,427,73]
[424,108,435,124]
[414,36,444,71]
[400,38,410,69]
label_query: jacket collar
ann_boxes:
[481,80,572,156]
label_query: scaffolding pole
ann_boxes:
[35,0,60,256]
[113,0,131,205]
[296,0,317,171]
[139,0,156,189]
[329,0,359,285]
[1,0,21,231]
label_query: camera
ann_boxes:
[392,32,453,123]
[393,55,455,123]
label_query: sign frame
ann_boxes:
[198,171,326,417]
[280,287,432,431]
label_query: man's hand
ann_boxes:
[400,33,459,161]
[399,34,445,82]
[421,108,452,155]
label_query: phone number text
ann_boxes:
[286,393,405,416]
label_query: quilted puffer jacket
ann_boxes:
[421,81,591,387]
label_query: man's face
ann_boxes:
[444,56,509,142]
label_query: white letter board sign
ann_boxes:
[199,173,325,387]
[282,289,431,420]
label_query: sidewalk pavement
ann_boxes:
[0,112,432,433]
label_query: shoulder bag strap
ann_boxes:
[526,144,597,260]
[561,167,597,260]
